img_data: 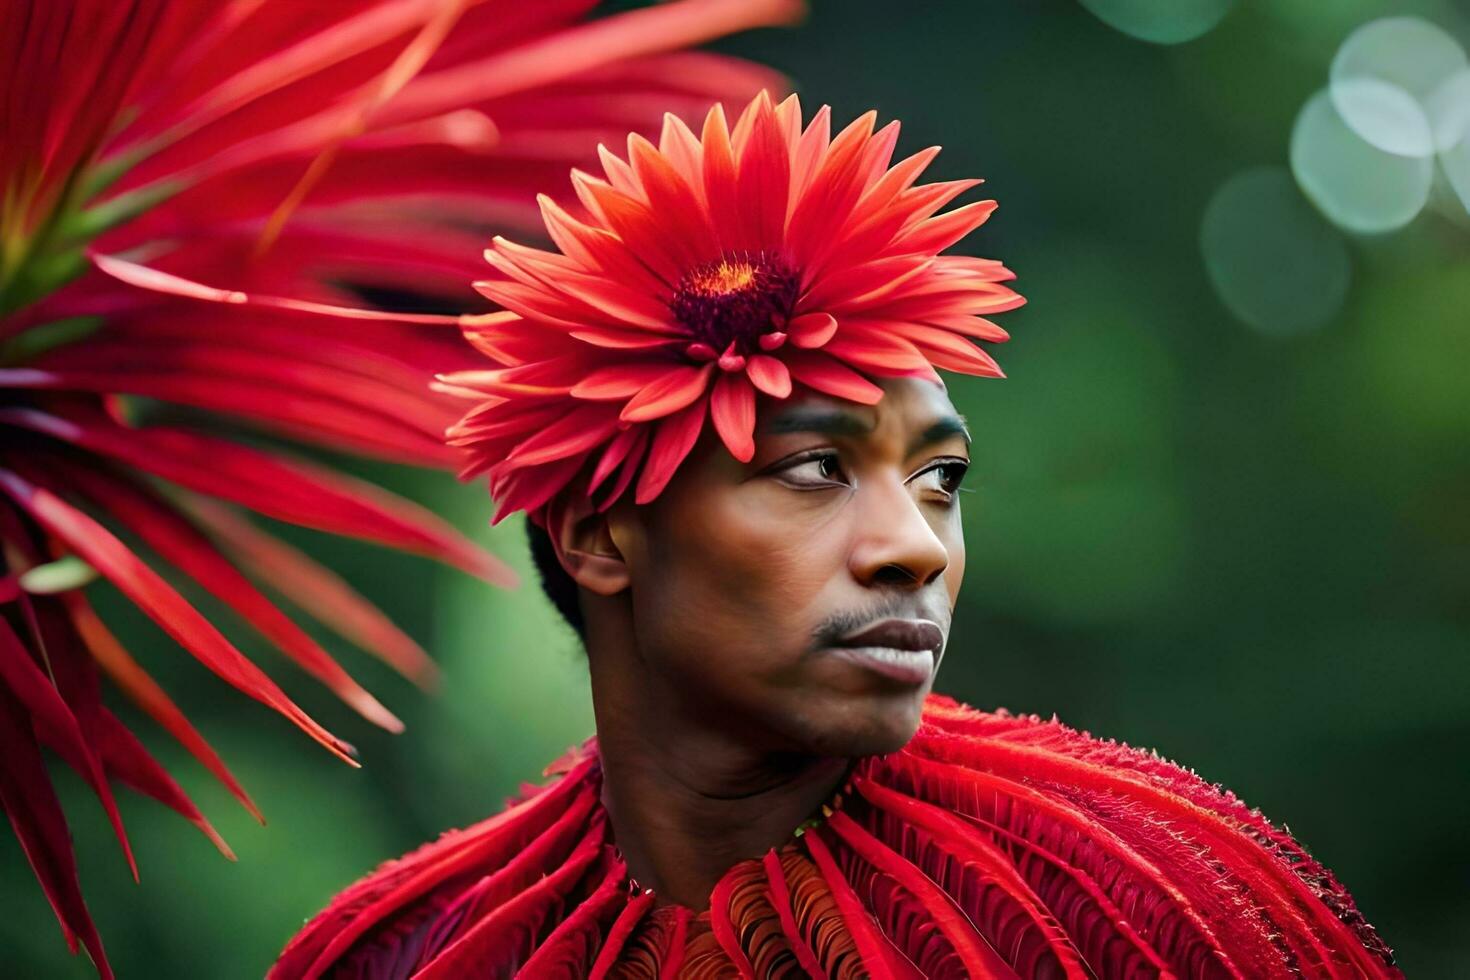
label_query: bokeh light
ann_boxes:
[1330,17,1467,157]
[1201,167,1351,336]
[1077,0,1237,44]
[1426,69,1470,153]
[1291,89,1434,232]
[1441,131,1470,212]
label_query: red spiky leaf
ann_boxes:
[1,2,801,973]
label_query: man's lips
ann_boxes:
[824,617,945,685]
[837,618,945,654]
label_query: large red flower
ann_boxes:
[0,1,799,975]
[439,91,1023,523]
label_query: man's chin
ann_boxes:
[796,687,930,758]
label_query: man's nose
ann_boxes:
[849,474,949,589]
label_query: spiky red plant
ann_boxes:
[435,91,1023,523]
[0,1,799,974]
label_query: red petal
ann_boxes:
[701,101,743,252]
[786,312,838,349]
[589,424,644,492]
[745,354,791,398]
[576,177,688,283]
[873,281,1026,321]
[783,351,884,404]
[923,313,1010,342]
[489,453,586,526]
[790,103,832,203]
[773,92,804,151]
[626,132,715,261]
[598,142,642,198]
[657,111,705,204]
[710,372,756,462]
[737,90,790,246]
[890,178,986,231]
[572,362,678,401]
[476,277,603,332]
[823,329,935,378]
[886,199,998,256]
[634,400,707,503]
[506,406,621,467]
[537,194,665,295]
[436,362,573,399]
[866,320,1006,378]
[787,110,877,267]
[620,364,713,422]
[158,1,448,145]
[569,325,678,350]
[490,237,678,333]
[814,146,941,274]
[805,255,933,312]
[594,427,649,512]
[858,145,940,213]
[857,120,903,196]
[911,723,1375,975]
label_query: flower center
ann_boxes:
[670,252,798,364]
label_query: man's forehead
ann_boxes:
[756,379,967,445]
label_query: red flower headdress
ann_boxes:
[438,91,1024,522]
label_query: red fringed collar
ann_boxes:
[272,693,1399,979]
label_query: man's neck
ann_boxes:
[588,666,851,909]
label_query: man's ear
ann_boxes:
[546,493,629,596]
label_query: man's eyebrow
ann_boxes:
[760,408,875,438]
[912,415,971,453]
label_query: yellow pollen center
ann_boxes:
[687,260,757,296]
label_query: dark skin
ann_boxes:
[549,376,971,909]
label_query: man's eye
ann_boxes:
[776,452,847,488]
[912,459,969,498]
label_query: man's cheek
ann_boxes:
[946,550,965,606]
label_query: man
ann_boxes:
[272,93,1398,978]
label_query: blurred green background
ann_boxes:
[5,0,1468,975]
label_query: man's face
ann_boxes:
[608,376,970,757]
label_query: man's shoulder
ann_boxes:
[879,691,1399,975]
[268,743,601,980]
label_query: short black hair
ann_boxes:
[525,519,586,639]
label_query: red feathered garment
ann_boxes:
[271,694,1398,979]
